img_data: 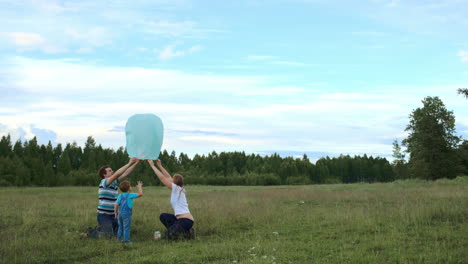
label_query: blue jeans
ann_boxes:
[97,214,118,237]
[117,213,132,243]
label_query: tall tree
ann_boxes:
[392,139,408,179]
[0,134,12,157]
[24,137,40,158]
[57,148,72,177]
[53,144,63,168]
[13,140,23,157]
[402,96,460,180]
[82,136,97,171]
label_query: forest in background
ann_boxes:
[0,94,467,186]
[0,135,395,186]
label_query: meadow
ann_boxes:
[0,177,467,264]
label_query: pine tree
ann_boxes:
[0,134,12,157]
[57,149,72,176]
[13,140,23,157]
[82,136,97,171]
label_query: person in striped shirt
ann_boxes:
[97,157,140,237]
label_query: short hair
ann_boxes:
[98,166,110,179]
[119,181,131,192]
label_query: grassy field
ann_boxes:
[0,177,467,264]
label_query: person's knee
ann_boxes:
[98,215,115,234]
[160,213,171,222]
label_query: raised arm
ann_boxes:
[118,159,141,180]
[156,159,171,178]
[147,160,173,189]
[107,158,138,185]
[136,181,143,197]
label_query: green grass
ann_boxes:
[1,177,467,264]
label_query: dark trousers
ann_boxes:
[159,213,194,239]
[97,213,118,237]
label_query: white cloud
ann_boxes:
[0,32,68,53]
[158,45,202,60]
[1,29,110,54]
[6,32,45,46]
[6,57,269,96]
[458,50,468,62]
[159,45,184,60]
[0,2,210,55]
[1,57,467,156]
[65,27,111,47]
[188,45,202,53]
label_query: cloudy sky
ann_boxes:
[0,0,467,161]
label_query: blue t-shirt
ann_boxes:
[116,192,139,209]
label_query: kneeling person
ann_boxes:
[148,159,195,240]
[97,158,140,237]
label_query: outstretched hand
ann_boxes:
[147,159,154,166]
[136,181,143,187]
[129,157,140,164]
[156,159,162,167]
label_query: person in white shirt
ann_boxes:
[148,159,195,240]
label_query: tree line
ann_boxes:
[0,134,395,186]
[0,94,466,186]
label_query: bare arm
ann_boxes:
[114,203,119,219]
[147,160,173,189]
[156,159,172,178]
[107,158,138,185]
[136,181,143,197]
[118,159,141,180]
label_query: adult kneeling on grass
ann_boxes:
[97,158,140,237]
[148,159,195,240]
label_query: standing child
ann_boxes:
[115,180,143,244]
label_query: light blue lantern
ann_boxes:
[125,114,164,160]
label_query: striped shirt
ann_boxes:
[97,178,120,215]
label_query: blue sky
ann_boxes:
[0,0,467,161]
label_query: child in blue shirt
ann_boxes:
[115,180,143,243]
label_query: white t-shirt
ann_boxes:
[171,183,190,216]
